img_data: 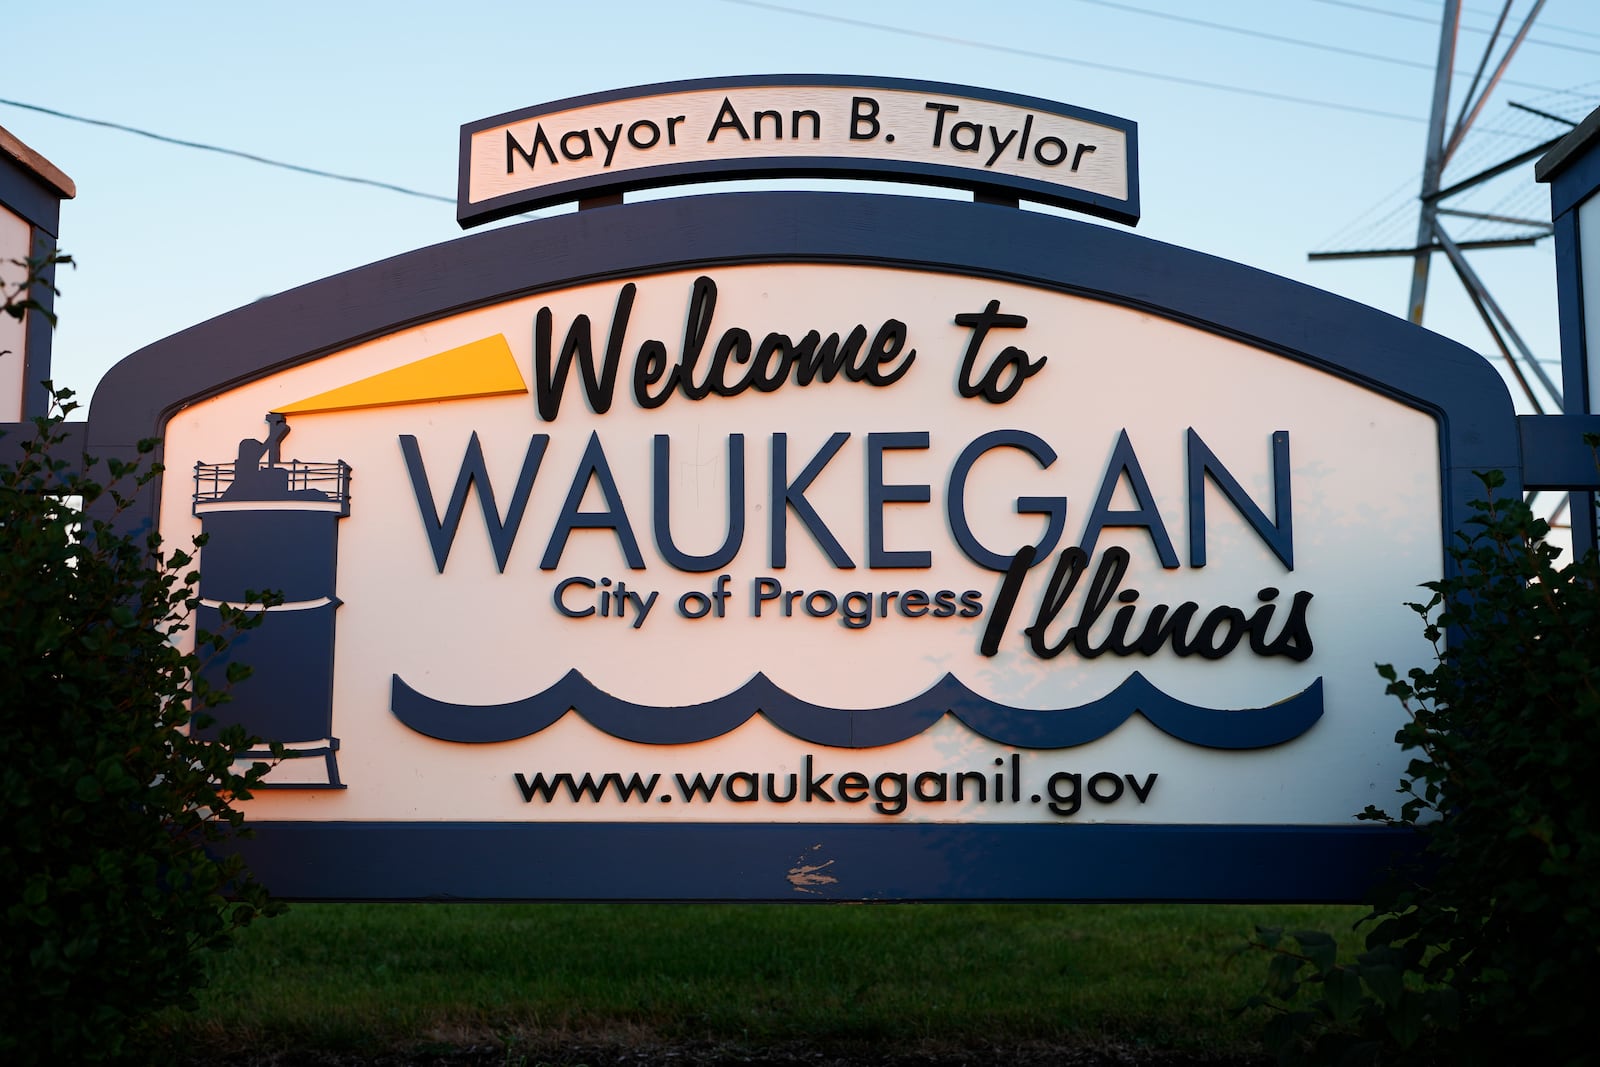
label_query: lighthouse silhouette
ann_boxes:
[193,413,351,787]
[189,333,528,788]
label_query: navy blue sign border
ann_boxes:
[457,75,1141,227]
[81,191,1517,901]
[230,823,1416,903]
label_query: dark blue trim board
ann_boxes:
[233,823,1417,903]
[1552,202,1590,420]
[22,228,59,420]
[0,155,64,236]
[1520,413,1600,490]
[1550,198,1596,552]
[0,417,82,471]
[1546,135,1600,222]
[81,191,1515,901]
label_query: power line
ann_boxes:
[1065,0,1567,92]
[1389,0,1600,41]
[1310,0,1600,56]
[8,7,1581,208]
[717,0,1429,124]
[0,97,454,205]
[1314,171,1423,251]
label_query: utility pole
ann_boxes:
[1408,0,1462,328]
[1310,0,1566,415]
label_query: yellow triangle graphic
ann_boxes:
[273,334,527,415]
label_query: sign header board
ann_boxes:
[79,189,1519,902]
[458,76,1138,227]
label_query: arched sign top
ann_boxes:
[94,191,1514,522]
[456,75,1140,227]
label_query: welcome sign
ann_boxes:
[75,83,1517,901]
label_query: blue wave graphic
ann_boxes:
[390,670,1322,751]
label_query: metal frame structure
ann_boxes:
[1309,0,1567,416]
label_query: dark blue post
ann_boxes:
[1538,106,1600,557]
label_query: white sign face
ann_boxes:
[460,79,1136,225]
[158,263,1439,829]
[1581,192,1600,413]
[0,206,32,423]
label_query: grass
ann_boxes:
[153,902,1367,1060]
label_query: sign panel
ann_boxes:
[1,129,74,424]
[1582,193,1600,410]
[458,77,1138,226]
[0,208,28,421]
[85,192,1517,900]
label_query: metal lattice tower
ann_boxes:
[1310,0,1571,417]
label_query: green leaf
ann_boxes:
[1359,961,1402,1010]
[1266,952,1304,999]
[1262,1011,1299,1052]
[1291,930,1337,973]
[1321,966,1365,1024]
[1384,993,1425,1048]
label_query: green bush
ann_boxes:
[1,259,281,1064]
[1240,472,1600,1065]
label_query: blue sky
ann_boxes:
[5,0,1597,412]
